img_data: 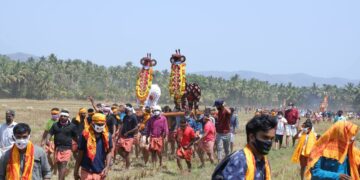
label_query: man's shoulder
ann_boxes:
[33,145,46,158]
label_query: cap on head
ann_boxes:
[92,113,106,124]
[59,110,70,117]
[153,105,162,112]
[213,99,224,107]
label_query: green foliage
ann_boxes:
[0,54,359,110]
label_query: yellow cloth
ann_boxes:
[82,113,109,161]
[139,112,151,131]
[6,141,34,180]
[305,121,360,179]
[291,130,316,163]
[243,144,271,180]
[51,110,60,115]
[75,108,87,123]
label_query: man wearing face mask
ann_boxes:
[41,108,60,175]
[214,114,276,180]
[0,110,17,157]
[46,110,78,180]
[0,123,52,180]
[213,100,232,162]
[306,121,360,180]
[145,105,169,167]
[116,103,138,169]
[74,113,112,180]
[291,119,316,180]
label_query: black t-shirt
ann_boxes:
[71,117,85,137]
[121,114,138,138]
[49,122,78,150]
[106,114,117,134]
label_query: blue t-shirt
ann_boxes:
[221,150,266,180]
[186,118,202,133]
[311,156,350,180]
[78,133,113,173]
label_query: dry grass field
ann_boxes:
[0,99,359,180]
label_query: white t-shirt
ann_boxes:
[276,117,288,135]
[0,121,17,152]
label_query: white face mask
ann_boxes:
[153,111,161,116]
[278,115,283,119]
[94,124,105,133]
[14,136,30,150]
[302,128,308,133]
[184,116,190,119]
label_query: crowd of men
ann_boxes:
[0,99,358,180]
[0,98,239,180]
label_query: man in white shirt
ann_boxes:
[0,110,17,156]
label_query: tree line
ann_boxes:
[1,54,359,111]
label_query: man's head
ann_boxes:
[287,102,295,109]
[152,105,162,117]
[125,103,133,115]
[230,107,235,114]
[118,105,125,113]
[337,110,344,117]
[51,108,60,121]
[111,106,118,114]
[277,111,284,118]
[13,123,31,150]
[162,106,171,113]
[302,119,313,134]
[180,119,187,130]
[5,110,15,124]
[102,106,111,116]
[79,108,87,118]
[91,113,106,133]
[59,110,70,125]
[246,114,277,156]
[144,106,151,114]
[213,99,224,111]
[88,108,95,117]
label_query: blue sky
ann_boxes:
[0,0,359,79]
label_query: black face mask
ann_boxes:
[252,137,272,155]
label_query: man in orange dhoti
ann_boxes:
[145,105,169,167]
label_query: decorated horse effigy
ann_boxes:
[136,53,157,107]
[168,49,201,111]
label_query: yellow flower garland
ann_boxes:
[169,63,186,100]
[136,68,153,105]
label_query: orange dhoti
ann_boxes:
[177,147,193,161]
[149,137,163,153]
[119,137,134,153]
[55,149,72,162]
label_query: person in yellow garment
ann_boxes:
[305,121,360,180]
[213,114,276,180]
[291,119,316,180]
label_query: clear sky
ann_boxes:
[1,0,359,79]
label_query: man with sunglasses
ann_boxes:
[0,123,52,180]
[46,110,77,180]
